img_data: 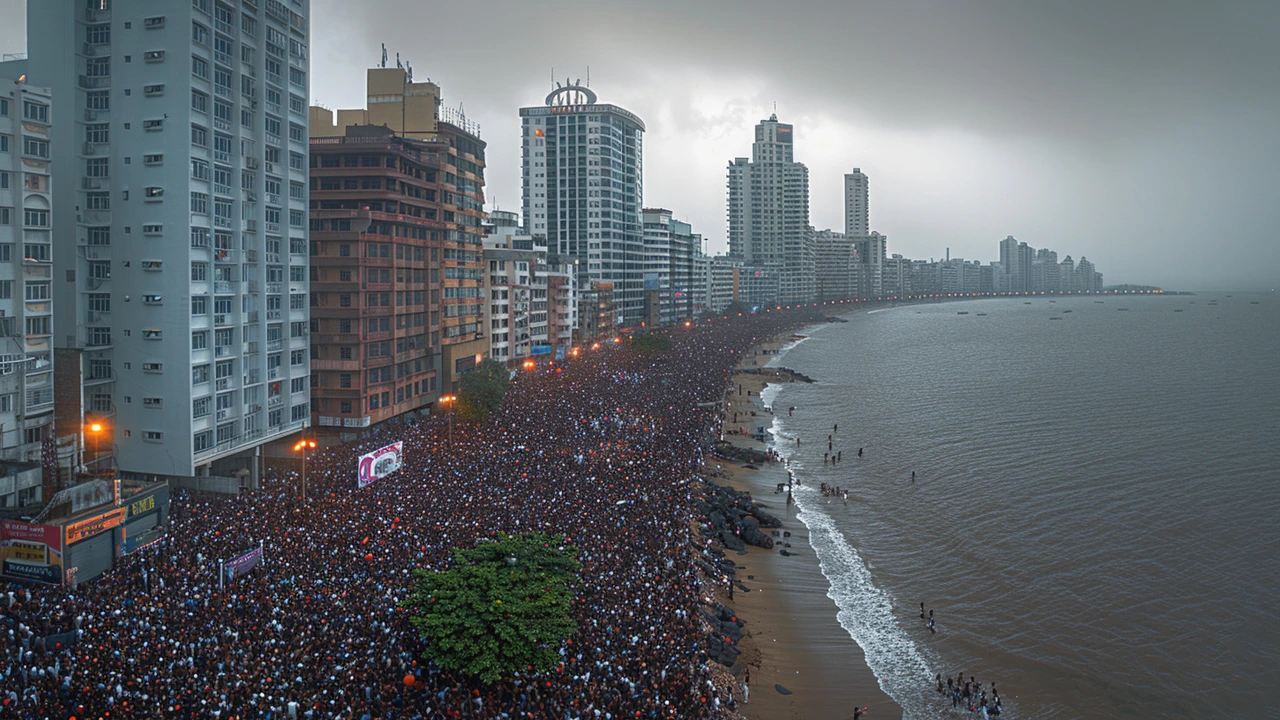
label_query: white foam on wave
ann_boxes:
[769,415,938,719]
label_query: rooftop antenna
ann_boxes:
[405,61,413,83]
[396,52,402,70]
[586,65,590,87]
[380,43,388,68]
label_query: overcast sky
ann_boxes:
[3,0,1277,289]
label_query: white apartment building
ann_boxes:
[26,0,312,482]
[844,167,868,238]
[641,208,672,325]
[483,209,577,364]
[727,114,812,305]
[519,83,646,325]
[0,70,56,465]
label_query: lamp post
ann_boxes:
[439,394,457,447]
[293,437,316,501]
[88,422,103,472]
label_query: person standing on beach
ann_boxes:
[911,471,915,482]
[742,667,750,704]
[858,447,863,457]
[833,423,838,433]
[920,602,926,619]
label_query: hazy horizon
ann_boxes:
[2,0,1277,290]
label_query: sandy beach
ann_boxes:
[706,333,901,720]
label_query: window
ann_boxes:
[193,397,211,418]
[22,137,49,159]
[194,431,212,452]
[0,172,6,189]
[144,16,165,29]
[83,190,109,210]
[191,262,208,281]
[190,192,209,214]
[191,296,208,315]
[290,377,306,393]
[191,158,210,181]
[288,123,304,142]
[143,431,163,442]
[25,317,51,336]
[86,157,109,177]
[192,21,209,45]
[144,83,165,97]
[24,283,50,301]
[142,118,165,131]
[23,210,49,227]
[22,102,48,123]
[0,135,8,153]
[85,124,109,143]
[23,244,50,263]
[87,327,111,346]
[86,91,109,110]
[290,349,304,366]
[192,56,209,80]
[86,57,110,78]
[289,67,306,88]
[192,331,209,350]
[143,397,163,408]
[191,89,209,114]
[88,227,110,245]
[191,124,209,147]
[144,50,165,63]
[0,99,5,116]
[85,22,110,42]
[0,281,9,298]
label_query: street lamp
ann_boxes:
[293,437,316,501]
[439,394,457,447]
[88,422,103,471]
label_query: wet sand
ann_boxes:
[712,337,900,719]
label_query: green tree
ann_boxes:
[456,358,510,422]
[629,332,672,356]
[402,533,582,684]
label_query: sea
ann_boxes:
[759,292,1280,719]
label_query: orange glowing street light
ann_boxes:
[591,342,601,350]
[439,394,458,446]
[293,437,317,501]
[88,422,104,470]
[570,347,580,357]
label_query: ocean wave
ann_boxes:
[769,413,937,719]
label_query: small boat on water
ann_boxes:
[1049,300,1057,303]
[1174,309,1184,312]
[1050,317,1063,320]
[1023,302,1032,305]
[1094,301,1104,304]
[1118,308,1130,311]
[976,313,987,316]
[957,311,969,315]
[1062,310,1073,313]
[1251,301,1260,305]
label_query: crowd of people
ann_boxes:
[0,312,809,719]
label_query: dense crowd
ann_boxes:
[0,312,808,719]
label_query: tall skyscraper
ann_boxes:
[0,66,56,466]
[520,82,646,325]
[727,114,812,304]
[27,0,313,481]
[844,167,869,238]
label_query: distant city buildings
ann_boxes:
[727,114,813,304]
[844,168,869,238]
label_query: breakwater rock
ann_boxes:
[712,441,770,465]
[735,366,816,383]
[696,481,783,551]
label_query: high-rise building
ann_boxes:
[0,67,56,466]
[520,83,646,325]
[813,229,856,301]
[727,114,812,304]
[25,0,313,482]
[641,208,672,325]
[308,66,488,431]
[844,167,869,238]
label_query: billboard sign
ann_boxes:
[1,520,64,585]
[226,546,263,580]
[357,441,404,489]
[64,507,127,545]
[530,345,552,356]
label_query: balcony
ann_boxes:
[214,249,236,263]
[265,282,283,295]
[267,368,280,380]
[267,339,282,352]
[266,309,282,321]
[268,395,283,409]
[215,345,231,358]
[244,369,261,385]
[311,359,360,371]
[216,377,230,391]
[214,281,234,294]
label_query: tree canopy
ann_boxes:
[629,332,673,356]
[456,358,510,422]
[402,533,582,684]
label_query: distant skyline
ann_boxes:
[2,0,1277,290]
